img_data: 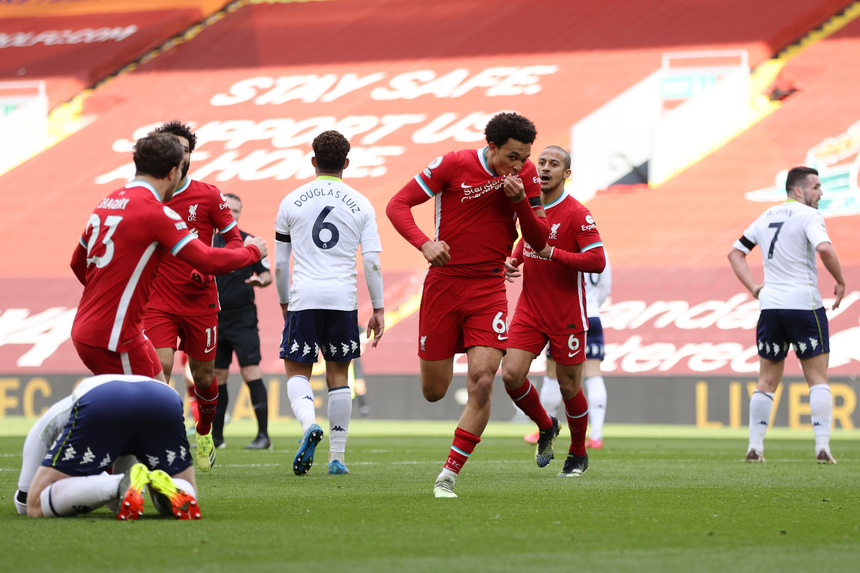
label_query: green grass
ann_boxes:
[1,420,858,572]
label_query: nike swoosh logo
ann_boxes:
[204,346,216,354]
[568,349,581,357]
[461,182,471,189]
[498,335,508,341]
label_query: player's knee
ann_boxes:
[468,373,494,402]
[421,383,447,402]
[500,370,523,390]
[192,369,214,388]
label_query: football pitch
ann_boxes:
[1,419,858,573]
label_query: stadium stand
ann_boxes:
[1,0,858,386]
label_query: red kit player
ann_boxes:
[70,133,266,386]
[142,121,246,472]
[502,146,605,478]
[386,112,549,498]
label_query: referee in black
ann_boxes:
[212,193,272,449]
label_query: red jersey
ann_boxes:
[513,193,605,333]
[389,148,543,277]
[147,178,241,316]
[70,182,199,352]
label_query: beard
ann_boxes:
[182,160,191,179]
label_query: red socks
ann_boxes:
[444,427,481,474]
[564,390,589,457]
[506,379,553,429]
[194,379,219,436]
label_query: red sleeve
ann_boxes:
[70,242,87,285]
[175,239,260,274]
[551,246,605,273]
[513,160,548,252]
[514,198,548,252]
[511,238,524,265]
[220,224,243,249]
[386,177,433,250]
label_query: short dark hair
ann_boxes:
[132,133,183,179]
[544,145,571,170]
[313,130,350,172]
[484,112,537,147]
[223,192,241,204]
[785,166,818,193]
[153,120,197,152]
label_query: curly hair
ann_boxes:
[484,112,537,147]
[133,133,184,179]
[153,120,197,152]
[785,166,818,193]
[313,130,350,172]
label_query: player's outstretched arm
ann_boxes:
[817,242,846,309]
[221,225,244,249]
[543,245,606,273]
[175,237,264,276]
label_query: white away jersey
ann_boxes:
[275,176,382,311]
[584,251,612,319]
[733,200,831,310]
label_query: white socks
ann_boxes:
[539,376,563,418]
[40,473,123,517]
[748,390,774,452]
[809,384,833,453]
[327,387,352,463]
[287,375,316,433]
[584,375,607,440]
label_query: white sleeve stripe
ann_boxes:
[170,235,195,255]
[414,175,435,198]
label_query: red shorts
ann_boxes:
[507,310,587,366]
[143,308,219,362]
[73,338,162,378]
[417,270,508,360]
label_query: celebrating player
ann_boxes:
[143,120,246,472]
[386,112,549,497]
[502,145,605,476]
[70,134,266,388]
[525,252,612,450]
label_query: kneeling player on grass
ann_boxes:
[23,375,201,520]
[502,146,605,477]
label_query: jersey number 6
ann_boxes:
[312,206,340,250]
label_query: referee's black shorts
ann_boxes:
[215,305,262,368]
